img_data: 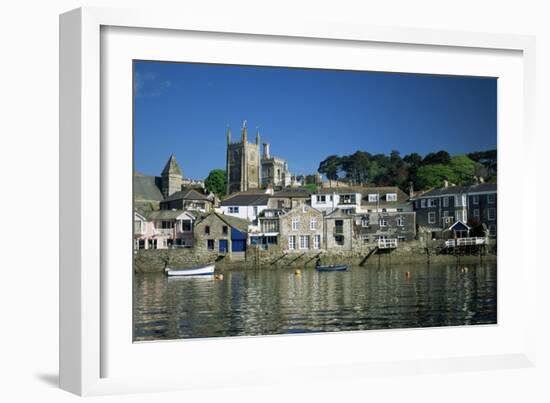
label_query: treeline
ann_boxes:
[317,149,496,191]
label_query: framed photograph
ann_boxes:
[60,7,537,396]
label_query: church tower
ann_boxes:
[161,154,183,197]
[226,121,260,195]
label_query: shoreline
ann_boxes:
[134,246,496,273]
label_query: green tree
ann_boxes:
[415,164,456,190]
[204,169,226,198]
[318,155,341,180]
[449,155,478,184]
[423,150,451,165]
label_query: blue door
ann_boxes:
[219,239,228,253]
[231,227,247,252]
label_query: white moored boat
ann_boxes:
[165,263,215,277]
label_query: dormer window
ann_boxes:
[317,195,326,204]
[368,194,378,202]
[386,193,397,202]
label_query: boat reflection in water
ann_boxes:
[133,262,497,341]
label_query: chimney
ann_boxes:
[408,181,414,198]
[443,179,449,188]
[263,142,270,159]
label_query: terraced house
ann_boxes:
[412,182,497,239]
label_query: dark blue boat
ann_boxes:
[315,264,349,272]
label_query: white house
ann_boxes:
[220,192,270,227]
[311,189,363,214]
[134,209,196,249]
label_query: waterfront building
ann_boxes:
[353,211,416,244]
[412,182,497,238]
[324,209,354,250]
[193,213,251,256]
[133,209,195,249]
[159,189,213,214]
[278,204,325,252]
[220,191,270,225]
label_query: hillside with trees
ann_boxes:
[317,149,496,191]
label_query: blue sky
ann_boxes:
[134,61,496,179]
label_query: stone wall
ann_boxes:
[133,248,218,272]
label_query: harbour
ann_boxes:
[133,262,497,341]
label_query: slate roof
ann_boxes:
[272,188,312,198]
[146,210,195,220]
[163,189,210,202]
[161,154,183,176]
[133,173,163,202]
[221,193,270,207]
[415,183,497,198]
[217,214,251,233]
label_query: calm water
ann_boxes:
[133,263,497,341]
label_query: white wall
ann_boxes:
[1,1,549,402]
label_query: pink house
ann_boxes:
[134,210,195,250]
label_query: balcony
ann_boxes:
[445,237,485,247]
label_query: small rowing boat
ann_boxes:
[315,264,349,272]
[165,263,215,277]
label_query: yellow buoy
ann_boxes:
[295,269,301,276]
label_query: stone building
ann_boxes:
[352,211,416,245]
[325,209,354,250]
[412,183,496,239]
[272,205,325,252]
[161,154,183,197]
[193,213,250,256]
[261,142,291,188]
[226,122,261,195]
[267,188,312,209]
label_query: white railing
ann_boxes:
[378,238,398,249]
[445,237,486,247]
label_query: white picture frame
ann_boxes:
[60,6,537,396]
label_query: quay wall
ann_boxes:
[134,239,497,273]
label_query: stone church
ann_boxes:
[226,121,292,195]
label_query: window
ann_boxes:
[489,224,497,236]
[397,217,404,227]
[222,225,228,235]
[161,221,173,229]
[428,212,436,224]
[207,239,214,250]
[473,209,480,219]
[443,197,449,207]
[442,210,449,217]
[379,218,388,227]
[181,220,192,232]
[368,194,378,202]
[361,217,369,227]
[299,235,310,249]
[421,199,427,208]
[335,235,345,245]
[428,198,437,207]
[313,235,321,249]
[488,194,496,204]
[204,225,210,235]
[473,195,479,205]
[253,206,258,216]
[342,209,353,215]
[455,209,466,222]
[228,206,239,214]
[317,195,326,204]
[455,194,467,207]
[386,193,397,202]
[292,218,300,230]
[488,208,496,220]
[288,235,296,250]
[310,217,318,230]
[302,205,307,213]
[361,235,369,243]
